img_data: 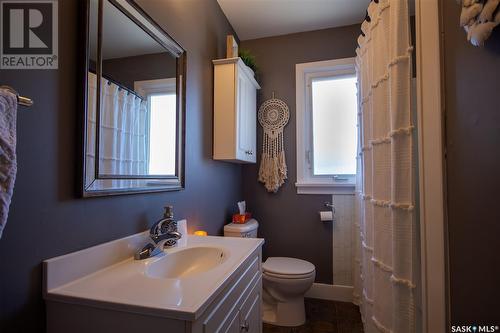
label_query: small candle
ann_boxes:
[194,230,208,236]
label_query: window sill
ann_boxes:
[295,182,355,195]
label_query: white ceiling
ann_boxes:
[217,0,371,41]
[90,0,165,60]
[102,0,165,59]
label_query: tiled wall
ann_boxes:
[331,194,355,286]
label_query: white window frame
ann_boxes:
[295,57,357,195]
[134,78,176,98]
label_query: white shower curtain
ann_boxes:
[353,0,418,332]
[86,72,148,187]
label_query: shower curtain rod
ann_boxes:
[87,70,146,101]
[360,0,379,37]
[0,85,34,107]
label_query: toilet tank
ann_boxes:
[223,219,259,238]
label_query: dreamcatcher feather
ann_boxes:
[258,96,289,193]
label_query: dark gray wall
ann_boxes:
[442,2,500,324]
[102,52,177,90]
[241,25,360,284]
[0,0,241,331]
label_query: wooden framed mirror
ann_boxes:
[81,0,186,197]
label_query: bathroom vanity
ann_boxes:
[44,234,264,333]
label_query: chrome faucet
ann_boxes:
[135,206,182,260]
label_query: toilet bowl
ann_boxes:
[262,257,315,327]
[223,221,315,327]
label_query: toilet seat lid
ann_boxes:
[263,257,315,276]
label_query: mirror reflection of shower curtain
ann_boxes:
[353,0,419,332]
[86,72,148,188]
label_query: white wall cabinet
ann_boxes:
[213,58,260,163]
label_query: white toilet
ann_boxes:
[224,220,316,327]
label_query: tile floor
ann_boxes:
[263,298,364,333]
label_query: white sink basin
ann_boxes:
[44,234,263,320]
[146,246,227,279]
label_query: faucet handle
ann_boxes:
[164,205,174,218]
[160,219,177,234]
[149,206,175,237]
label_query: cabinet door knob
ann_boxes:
[241,320,249,332]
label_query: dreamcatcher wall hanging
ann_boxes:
[258,93,290,193]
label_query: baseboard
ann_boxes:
[305,283,354,303]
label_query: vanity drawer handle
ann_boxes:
[241,320,249,332]
[245,150,253,155]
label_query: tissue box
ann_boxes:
[232,213,252,224]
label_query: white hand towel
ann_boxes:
[0,89,18,239]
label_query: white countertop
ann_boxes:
[44,234,263,321]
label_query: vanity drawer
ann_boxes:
[217,272,261,333]
[239,277,262,333]
[201,253,261,333]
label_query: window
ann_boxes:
[295,58,358,194]
[148,93,177,175]
[134,78,177,176]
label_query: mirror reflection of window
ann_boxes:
[134,78,177,176]
[148,93,176,175]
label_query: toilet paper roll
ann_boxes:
[177,219,188,247]
[319,211,333,221]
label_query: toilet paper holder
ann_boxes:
[320,202,336,222]
[324,202,335,215]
